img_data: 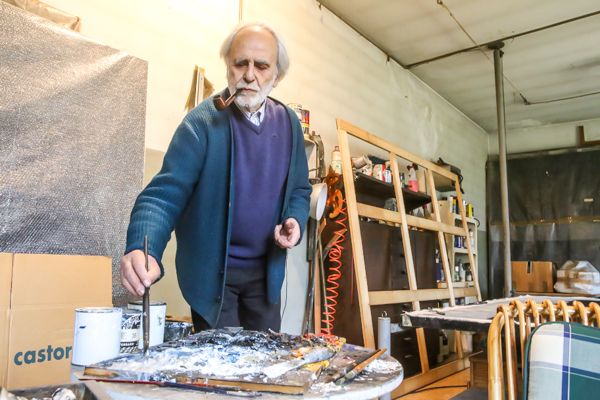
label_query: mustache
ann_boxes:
[235,82,260,91]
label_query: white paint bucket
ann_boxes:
[71,307,122,366]
[128,301,167,349]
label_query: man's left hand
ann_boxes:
[274,218,300,249]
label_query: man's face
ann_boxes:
[227,26,279,112]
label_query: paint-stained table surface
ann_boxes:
[70,344,403,400]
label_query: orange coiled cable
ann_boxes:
[321,202,347,335]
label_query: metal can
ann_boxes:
[72,307,122,365]
[120,309,142,353]
[301,109,310,128]
[373,164,384,180]
[301,109,310,137]
[128,300,167,349]
[287,103,303,121]
[383,169,392,183]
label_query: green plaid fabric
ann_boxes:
[524,321,600,400]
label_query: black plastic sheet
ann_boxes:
[487,147,600,299]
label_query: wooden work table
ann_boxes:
[69,344,403,400]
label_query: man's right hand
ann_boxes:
[120,250,161,297]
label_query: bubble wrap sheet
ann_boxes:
[0,3,147,306]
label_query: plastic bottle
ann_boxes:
[407,165,418,192]
[469,229,475,250]
[331,146,342,174]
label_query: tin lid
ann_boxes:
[128,300,167,306]
[122,308,142,315]
[75,307,122,313]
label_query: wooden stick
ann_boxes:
[79,377,260,397]
[335,348,387,385]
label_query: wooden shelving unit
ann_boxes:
[437,200,478,297]
[334,118,481,397]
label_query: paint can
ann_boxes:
[352,155,369,169]
[373,164,384,180]
[128,301,167,349]
[71,307,122,366]
[120,309,142,353]
[301,109,310,137]
[399,172,405,188]
[286,103,303,121]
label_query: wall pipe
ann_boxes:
[489,42,512,297]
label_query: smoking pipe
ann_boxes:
[213,88,242,111]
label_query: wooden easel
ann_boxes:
[336,119,482,394]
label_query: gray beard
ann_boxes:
[228,72,277,110]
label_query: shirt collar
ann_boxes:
[235,100,266,126]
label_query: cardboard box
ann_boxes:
[512,261,555,293]
[1,253,12,388]
[1,253,112,389]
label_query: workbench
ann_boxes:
[69,344,403,400]
[403,295,599,332]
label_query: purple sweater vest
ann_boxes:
[227,99,292,269]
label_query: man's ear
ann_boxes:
[272,67,281,88]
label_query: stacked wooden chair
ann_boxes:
[488,299,600,400]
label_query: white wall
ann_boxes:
[488,117,600,155]
[42,0,489,333]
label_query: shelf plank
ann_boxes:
[353,172,431,212]
[438,282,476,289]
[368,287,478,304]
[405,215,467,237]
[453,247,477,255]
[369,288,454,305]
[452,214,478,225]
[356,203,467,236]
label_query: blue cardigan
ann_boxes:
[125,93,311,327]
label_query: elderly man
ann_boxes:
[120,21,311,332]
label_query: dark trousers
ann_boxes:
[191,267,281,332]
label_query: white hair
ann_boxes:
[220,20,290,81]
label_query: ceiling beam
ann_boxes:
[406,10,600,69]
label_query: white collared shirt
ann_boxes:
[236,101,266,126]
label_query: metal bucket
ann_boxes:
[71,307,122,366]
[128,301,167,349]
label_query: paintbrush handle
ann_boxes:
[335,348,387,386]
[325,349,376,383]
[143,236,150,355]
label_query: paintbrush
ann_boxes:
[82,378,261,397]
[213,88,242,111]
[324,349,376,383]
[335,347,387,386]
[143,236,150,356]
